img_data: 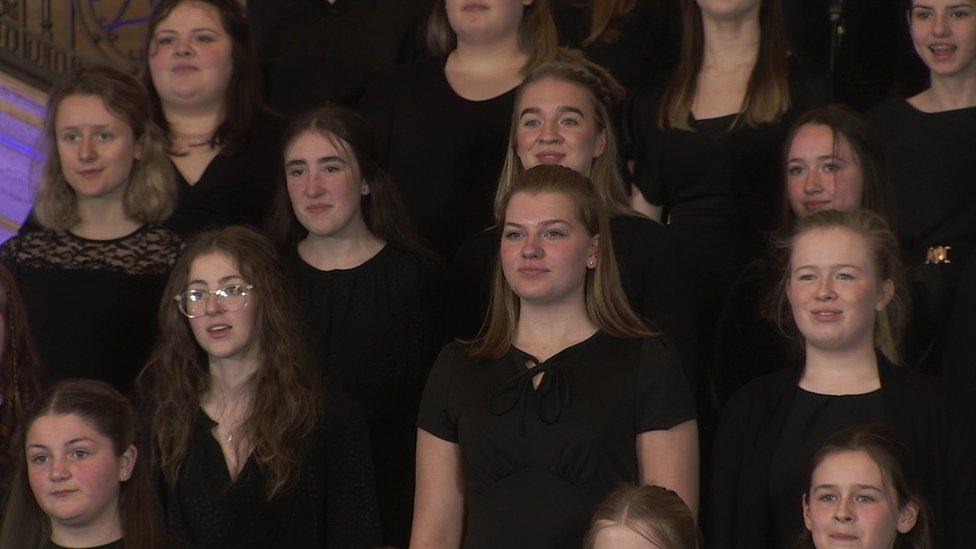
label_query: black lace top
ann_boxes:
[0,226,182,392]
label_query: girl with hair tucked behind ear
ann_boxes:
[711,210,976,548]
[0,380,172,549]
[0,64,181,393]
[414,165,697,548]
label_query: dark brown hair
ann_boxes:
[0,264,46,471]
[796,424,931,549]
[36,64,175,230]
[143,0,264,152]
[584,0,638,46]
[268,106,428,257]
[471,165,653,358]
[767,210,908,364]
[426,0,560,72]
[0,380,165,549]
[780,104,894,227]
[584,484,701,548]
[658,0,791,130]
[138,226,321,499]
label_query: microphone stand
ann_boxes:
[828,0,847,74]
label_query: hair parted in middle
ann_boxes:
[658,0,792,130]
[138,225,321,500]
[0,379,166,549]
[426,0,560,72]
[780,104,895,228]
[471,165,653,359]
[34,64,175,231]
[766,209,908,364]
[584,484,701,549]
[495,53,633,218]
[267,105,427,257]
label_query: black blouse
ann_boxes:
[418,333,695,548]
[0,225,181,393]
[359,57,516,259]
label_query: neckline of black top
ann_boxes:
[294,242,390,275]
[65,224,149,243]
[796,386,883,399]
[438,56,522,105]
[897,97,976,117]
[509,329,604,368]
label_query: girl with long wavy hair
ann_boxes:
[0,380,170,549]
[415,165,697,548]
[359,0,560,259]
[138,225,379,546]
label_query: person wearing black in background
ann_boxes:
[868,0,976,375]
[270,106,447,547]
[359,0,560,260]
[144,0,285,237]
[247,0,433,115]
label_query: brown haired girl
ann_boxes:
[138,226,380,546]
[143,0,285,237]
[0,380,171,549]
[269,106,447,546]
[359,0,560,259]
[0,65,180,393]
[415,165,697,547]
[711,210,976,548]
[585,484,701,549]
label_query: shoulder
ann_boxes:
[723,366,795,414]
[610,214,668,238]
[867,97,912,125]
[382,244,445,279]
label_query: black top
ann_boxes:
[550,0,681,94]
[868,99,976,257]
[944,247,976,398]
[158,391,380,548]
[0,226,181,393]
[709,354,976,548]
[768,388,884,546]
[163,110,287,238]
[449,215,699,388]
[713,258,798,406]
[283,244,447,546]
[248,0,433,114]
[418,333,695,549]
[359,57,517,259]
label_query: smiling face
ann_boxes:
[445,0,533,44]
[909,0,976,79]
[55,95,140,205]
[515,78,607,176]
[148,0,233,111]
[787,228,894,355]
[786,124,864,217]
[186,251,258,363]
[284,130,369,240]
[26,413,135,535]
[803,450,918,549]
[500,191,598,307]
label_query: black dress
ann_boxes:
[359,57,516,259]
[0,226,181,393]
[449,215,699,389]
[549,0,681,94]
[709,354,976,548]
[163,110,286,238]
[157,391,380,548]
[418,332,696,549]
[868,100,976,374]
[283,244,447,546]
[248,0,433,114]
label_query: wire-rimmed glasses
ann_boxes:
[175,283,254,318]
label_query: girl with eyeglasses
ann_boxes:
[0,65,181,394]
[138,225,380,547]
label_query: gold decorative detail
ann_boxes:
[925,245,951,265]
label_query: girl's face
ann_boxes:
[55,95,140,204]
[148,0,234,111]
[803,450,919,549]
[500,191,597,307]
[516,78,607,177]
[909,0,976,79]
[284,130,369,240]
[26,413,135,534]
[786,124,864,217]
[185,251,258,363]
[787,228,893,355]
[445,0,534,44]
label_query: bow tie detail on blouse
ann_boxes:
[488,360,572,436]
